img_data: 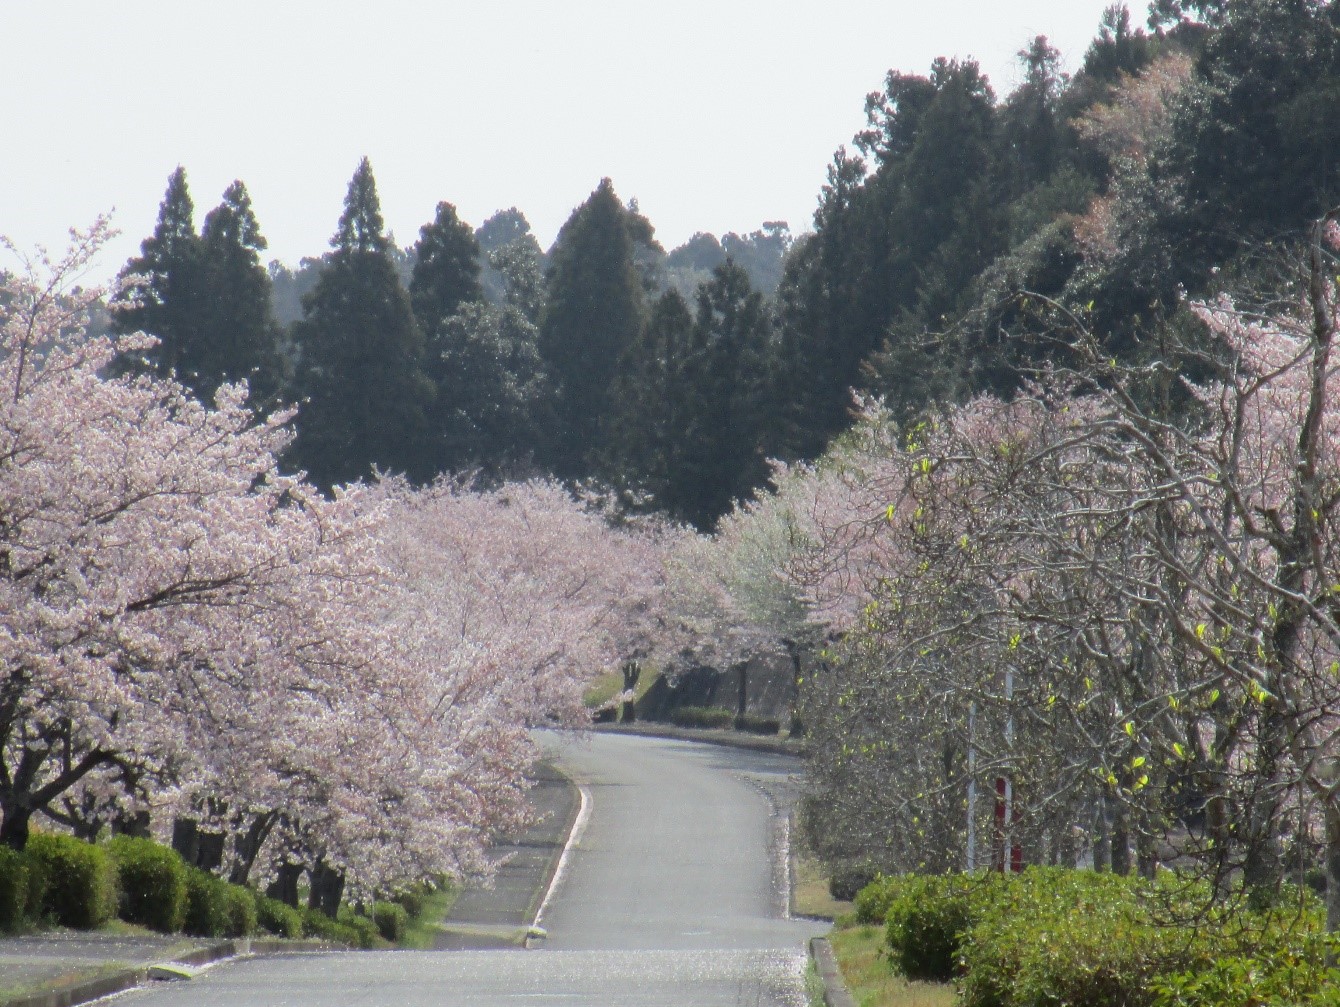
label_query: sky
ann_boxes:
[3,1,1128,283]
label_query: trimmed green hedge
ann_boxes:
[25,833,117,929]
[884,872,984,981]
[855,867,1336,1007]
[668,706,735,729]
[733,714,781,735]
[106,835,187,933]
[256,893,303,938]
[0,847,30,932]
[371,900,408,943]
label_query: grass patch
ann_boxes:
[830,925,956,1007]
[794,849,854,920]
[582,669,659,711]
[398,884,460,949]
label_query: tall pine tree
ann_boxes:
[113,167,204,383]
[289,158,434,489]
[539,178,646,477]
[409,201,484,331]
[195,180,285,407]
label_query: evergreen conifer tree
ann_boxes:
[539,178,646,476]
[409,201,484,332]
[195,181,286,407]
[289,158,434,489]
[113,166,204,382]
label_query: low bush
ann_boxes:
[390,885,425,919]
[828,858,881,901]
[884,872,988,981]
[25,832,117,929]
[221,881,257,937]
[668,706,735,729]
[853,874,900,924]
[952,868,1315,1007]
[255,894,303,938]
[733,713,781,735]
[301,904,361,946]
[372,900,409,943]
[183,866,230,937]
[0,847,30,932]
[105,835,187,933]
[338,906,385,948]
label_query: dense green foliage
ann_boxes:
[852,868,1339,1007]
[182,864,256,937]
[0,846,29,931]
[109,4,1340,535]
[114,170,284,407]
[371,899,409,942]
[288,158,434,489]
[106,834,188,932]
[24,833,117,929]
[667,705,735,729]
[255,892,303,938]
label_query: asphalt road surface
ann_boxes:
[112,732,825,1006]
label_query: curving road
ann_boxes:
[113,732,825,1006]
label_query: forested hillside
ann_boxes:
[109,0,1340,530]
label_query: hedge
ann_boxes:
[256,893,303,938]
[24,832,117,929]
[733,713,781,735]
[668,706,735,729]
[0,847,29,932]
[372,900,409,943]
[105,835,187,933]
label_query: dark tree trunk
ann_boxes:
[172,818,200,864]
[309,860,345,918]
[230,812,277,886]
[268,862,303,908]
[195,830,225,871]
[620,660,640,724]
[0,804,32,851]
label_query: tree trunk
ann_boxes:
[620,660,640,724]
[268,862,303,908]
[172,818,200,865]
[230,812,277,886]
[1326,806,1340,940]
[1091,797,1111,872]
[309,860,345,918]
[0,803,32,851]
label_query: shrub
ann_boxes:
[255,894,303,938]
[220,881,257,937]
[668,706,735,729]
[0,847,29,932]
[105,835,187,933]
[853,874,901,925]
[301,905,361,946]
[390,885,425,919]
[338,906,385,948]
[371,900,409,943]
[957,868,1224,1007]
[24,832,117,929]
[182,866,231,937]
[884,872,987,981]
[733,713,781,735]
[827,858,881,901]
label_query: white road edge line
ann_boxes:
[531,780,592,935]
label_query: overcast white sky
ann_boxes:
[3,1,1128,282]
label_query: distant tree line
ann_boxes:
[111,0,1340,532]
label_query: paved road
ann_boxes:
[111,732,823,1006]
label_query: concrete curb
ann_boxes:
[594,721,806,757]
[808,936,858,1007]
[528,769,589,945]
[2,938,333,1007]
